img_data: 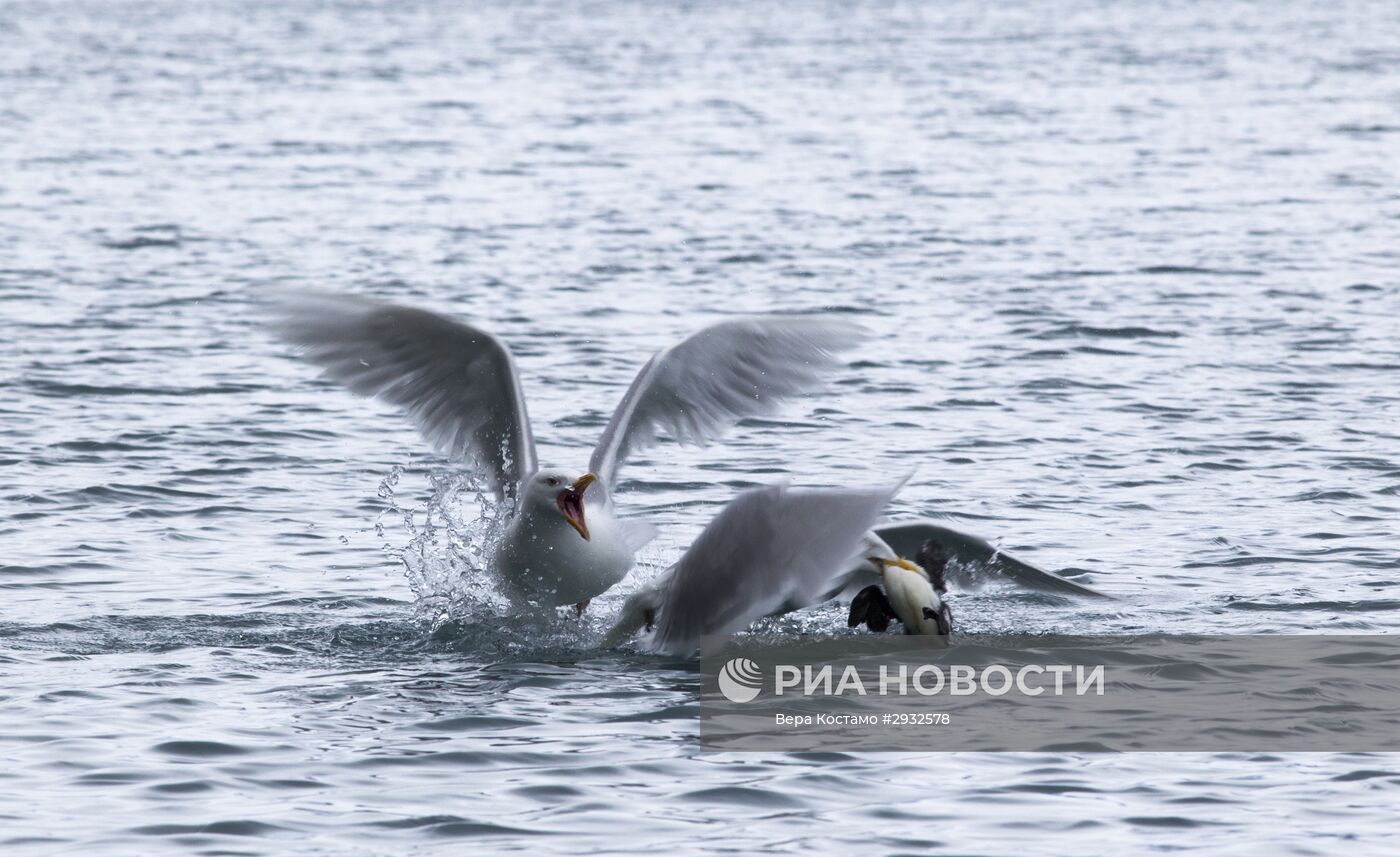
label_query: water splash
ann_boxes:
[370,463,682,653]
[376,465,514,630]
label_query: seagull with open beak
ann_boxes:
[267,290,865,615]
[494,469,634,613]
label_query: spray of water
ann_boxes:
[372,463,672,653]
[376,465,514,631]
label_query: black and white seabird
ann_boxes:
[848,534,954,636]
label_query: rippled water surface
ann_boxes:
[4,0,1400,853]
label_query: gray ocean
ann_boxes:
[4,0,1399,853]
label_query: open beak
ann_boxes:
[557,472,598,541]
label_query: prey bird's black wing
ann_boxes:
[848,585,896,633]
[915,539,950,595]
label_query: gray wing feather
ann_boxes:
[818,520,1110,602]
[650,481,898,654]
[266,291,537,495]
[589,317,866,488]
[875,521,1109,598]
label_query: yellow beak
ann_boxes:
[558,472,599,541]
[870,556,920,574]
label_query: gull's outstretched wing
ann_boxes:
[588,316,866,489]
[819,520,1110,601]
[876,520,1109,598]
[650,481,898,654]
[267,291,537,495]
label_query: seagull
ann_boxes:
[267,291,864,611]
[603,480,903,655]
[847,533,953,636]
[857,520,1108,599]
[756,516,1108,625]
